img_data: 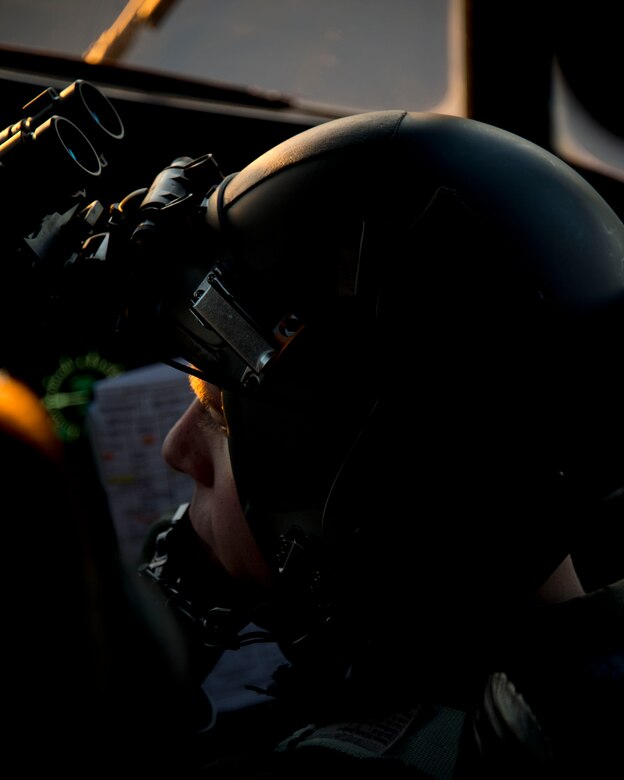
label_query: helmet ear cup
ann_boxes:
[321,180,590,606]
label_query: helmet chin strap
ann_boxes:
[137,500,334,659]
[247,398,384,653]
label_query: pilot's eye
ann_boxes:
[205,400,227,434]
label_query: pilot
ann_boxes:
[135,110,624,778]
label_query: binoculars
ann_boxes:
[0,80,125,229]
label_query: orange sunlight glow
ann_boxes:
[0,371,62,461]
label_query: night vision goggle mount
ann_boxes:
[1,80,303,393]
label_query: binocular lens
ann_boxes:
[58,80,124,143]
[34,115,102,177]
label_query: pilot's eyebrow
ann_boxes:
[189,374,222,412]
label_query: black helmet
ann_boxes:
[146,110,624,681]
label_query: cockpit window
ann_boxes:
[0,0,467,116]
